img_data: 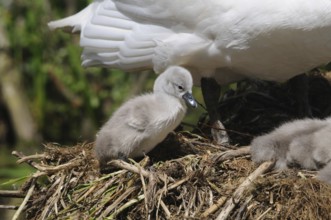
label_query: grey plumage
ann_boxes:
[286,121,331,170]
[311,123,331,166]
[286,134,317,169]
[250,118,328,169]
[251,116,331,184]
[311,124,331,184]
[94,66,197,166]
[250,132,288,169]
[317,162,331,184]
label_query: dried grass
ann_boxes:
[8,132,331,220]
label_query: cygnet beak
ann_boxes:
[182,92,198,108]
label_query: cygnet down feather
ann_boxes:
[95,66,197,166]
[311,124,331,184]
[250,118,328,169]
[317,162,331,185]
[311,123,331,166]
[286,120,331,170]
[251,116,331,185]
[286,134,316,169]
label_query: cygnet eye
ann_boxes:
[177,85,184,91]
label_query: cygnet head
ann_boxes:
[154,66,197,108]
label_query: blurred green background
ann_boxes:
[1,1,331,218]
[0,0,206,199]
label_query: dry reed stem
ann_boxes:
[16,153,45,164]
[12,151,81,173]
[201,196,227,217]
[0,205,18,210]
[0,190,25,198]
[109,194,145,219]
[212,146,251,163]
[9,140,331,219]
[256,207,273,220]
[99,186,139,219]
[12,180,35,220]
[109,159,151,178]
[160,200,171,219]
[216,161,274,220]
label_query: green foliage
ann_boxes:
[1,0,160,144]
[1,0,207,154]
[0,0,206,189]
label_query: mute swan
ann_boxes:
[49,0,331,144]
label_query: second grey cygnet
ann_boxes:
[95,66,197,166]
[250,118,328,169]
[250,117,331,184]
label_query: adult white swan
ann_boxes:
[49,0,331,144]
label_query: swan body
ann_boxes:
[48,0,331,85]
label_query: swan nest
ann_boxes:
[7,73,331,219]
[11,133,331,219]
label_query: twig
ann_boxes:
[32,171,48,178]
[108,160,152,178]
[0,205,18,210]
[140,169,149,215]
[234,195,253,220]
[201,196,227,218]
[99,186,138,219]
[167,175,191,191]
[108,194,145,219]
[12,151,40,170]
[76,185,98,203]
[160,200,171,219]
[16,153,45,164]
[188,139,231,151]
[215,161,274,220]
[213,146,251,163]
[0,190,25,198]
[39,174,66,219]
[12,180,35,220]
[12,150,81,173]
[256,207,273,220]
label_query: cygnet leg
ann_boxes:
[201,77,229,145]
[288,74,312,118]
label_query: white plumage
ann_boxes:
[49,0,331,84]
[49,0,331,144]
[94,66,197,165]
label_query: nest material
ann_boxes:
[10,133,331,220]
[7,73,331,219]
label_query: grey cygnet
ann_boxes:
[251,117,331,184]
[250,118,328,169]
[95,66,197,166]
[287,122,331,184]
[317,162,331,185]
